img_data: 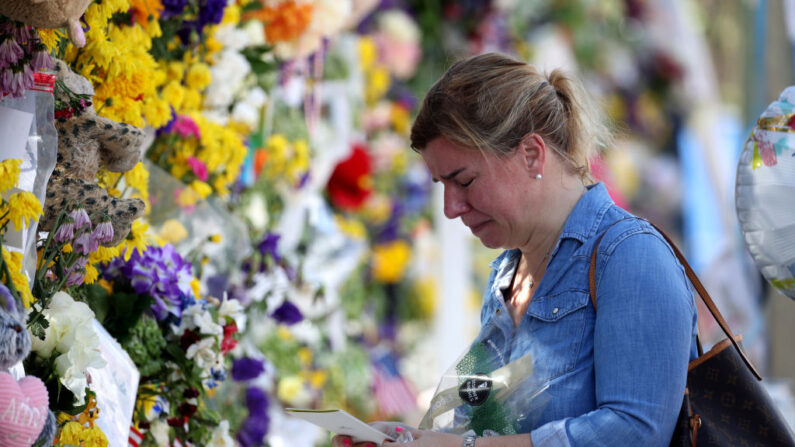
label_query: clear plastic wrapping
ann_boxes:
[419,323,550,436]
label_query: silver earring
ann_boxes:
[535,173,542,180]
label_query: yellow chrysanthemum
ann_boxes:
[36,28,67,52]
[190,180,212,199]
[7,191,42,231]
[176,187,200,208]
[185,63,212,90]
[277,376,305,403]
[0,202,9,228]
[89,245,121,264]
[124,162,150,202]
[81,426,109,447]
[83,264,99,284]
[58,421,84,445]
[371,240,412,283]
[142,96,172,129]
[298,347,312,366]
[161,80,185,111]
[120,220,149,261]
[159,219,188,244]
[0,159,21,194]
[334,215,367,240]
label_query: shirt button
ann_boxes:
[553,307,559,314]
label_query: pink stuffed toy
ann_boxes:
[0,0,92,47]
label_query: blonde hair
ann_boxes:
[410,53,611,182]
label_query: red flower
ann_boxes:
[180,329,200,351]
[221,322,238,355]
[326,144,373,211]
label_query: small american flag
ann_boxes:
[128,425,185,447]
[128,426,144,447]
[371,349,417,417]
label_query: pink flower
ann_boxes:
[54,216,76,243]
[187,156,209,181]
[69,207,91,230]
[173,115,201,139]
[0,38,24,66]
[91,219,114,245]
[30,49,53,71]
[73,232,93,255]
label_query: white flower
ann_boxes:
[177,304,223,336]
[186,337,219,370]
[31,291,95,358]
[219,296,246,332]
[209,420,236,447]
[150,420,171,447]
[378,9,420,43]
[232,102,259,128]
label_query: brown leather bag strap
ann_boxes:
[588,219,762,381]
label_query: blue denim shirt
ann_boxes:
[475,183,698,447]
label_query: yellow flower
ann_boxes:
[0,159,21,194]
[190,278,201,297]
[83,264,99,284]
[180,88,202,113]
[36,28,66,52]
[62,243,73,253]
[366,66,391,104]
[7,191,42,231]
[185,63,211,90]
[309,370,328,389]
[334,215,367,240]
[371,240,412,283]
[190,180,212,199]
[97,279,113,294]
[298,347,312,366]
[277,376,305,403]
[125,162,149,198]
[143,96,172,129]
[161,80,185,110]
[120,219,149,261]
[209,234,222,243]
[159,219,188,244]
[391,104,411,136]
[277,326,293,341]
[176,187,200,207]
[59,421,84,445]
[82,426,109,447]
[359,37,377,71]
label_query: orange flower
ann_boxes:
[129,0,163,28]
[245,1,313,43]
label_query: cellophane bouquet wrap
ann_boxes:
[419,324,550,436]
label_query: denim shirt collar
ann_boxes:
[488,182,614,271]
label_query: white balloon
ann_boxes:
[736,86,795,299]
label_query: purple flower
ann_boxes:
[73,231,92,255]
[30,48,53,71]
[66,270,85,286]
[237,387,270,446]
[104,244,195,321]
[270,300,303,325]
[91,219,114,245]
[160,0,188,18]
[0,284,15,313]
[13,26,31,45]
[54,216,75,243]
[245,386,269,417]
[257,233,281,262]
[0,38,24,66]
[198,0,227,28]
[156,107,177,136]
[231,357,265,382]
[69,208,91,231]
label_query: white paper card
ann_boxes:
[285,408,395,444]
[0,105,33,161]
[88,320,140,447]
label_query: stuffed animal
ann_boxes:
[0,0,92,47]
[38,58,146,246]
[0,300,56,447]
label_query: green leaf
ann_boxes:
[83,284,111,323]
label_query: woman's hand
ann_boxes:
[330,422,422,447]
[383,430,463,447]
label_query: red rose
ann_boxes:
[326,144,373,211]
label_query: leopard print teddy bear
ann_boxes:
[38,59,146,246]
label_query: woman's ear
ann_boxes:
[518,133,546,177]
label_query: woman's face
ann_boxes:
[421,136,537,249]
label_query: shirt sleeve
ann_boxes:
[531,231,697,447]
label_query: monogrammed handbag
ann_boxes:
[589,221,795,447]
